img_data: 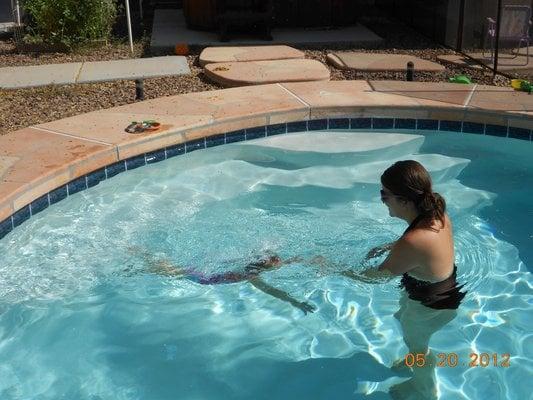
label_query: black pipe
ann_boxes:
[406,61,414,81]
[135,79,144,101]
[456,0,466,51]
[493,0,503,78]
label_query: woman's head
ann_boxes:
[380,160,446,224]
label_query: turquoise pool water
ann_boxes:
[0,130,531,399]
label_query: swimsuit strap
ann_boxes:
[403,214,427,235]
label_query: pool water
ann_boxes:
[0,130,531,400]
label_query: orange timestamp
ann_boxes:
[404,353,511,368]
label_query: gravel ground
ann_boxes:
[0,18,513,136]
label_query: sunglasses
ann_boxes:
[380,189,402,203]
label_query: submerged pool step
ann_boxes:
[233,131,425,168]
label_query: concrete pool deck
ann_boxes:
[0,80,532,225]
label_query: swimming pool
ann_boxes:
[0,127,531,400]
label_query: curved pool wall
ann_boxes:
[1,81,532,242]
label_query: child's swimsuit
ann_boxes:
[399,214,467,310]
[185,270,247,285]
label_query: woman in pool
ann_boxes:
[344,160,466,309]
[344,160,466,400]
[133,249,316,314]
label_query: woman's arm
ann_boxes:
[249,278,316,314]
[341,267,395,283]
[343,239,419,283]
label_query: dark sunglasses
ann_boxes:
[380,189,401,203]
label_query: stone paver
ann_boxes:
[0,56,190,89]
[77,56,190,83]
[38,84,309,158]
[369,81,475,107]
[437,54,533,74]
[199,45,305,67]
[0,62,83,89]
[327,52,445,72]
[204,59,330,87]
[0,127,116,212]
[469,85,533,112]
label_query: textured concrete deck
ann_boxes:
[0,56,190,89]
[199,45,305,67]
[204,59,330,87]
[328,53,446,72]
[151,9,383,50]
[0,81,532,223]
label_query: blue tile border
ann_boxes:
[329,118,350,130]
[395,118,417,130]
[350,118,371,129]
[245,126,266,140]
[417,119,439,131]
[267,123,287,136]
[0,217,12,240]
[287,120,307,132]
[225,129,246,143]
[206,134,225,148]
[308,119,328,131]
[439,120,462,132]
[462,122,485,135]
[67,176,88,196]
[30,194,49,216]
[49,185,68,205]
[0,115,531,241]
[372,118,394,129]
[12,205,31,228]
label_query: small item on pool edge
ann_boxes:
[511,79,532,94]
[449,75,472,84]
[125,120,161,134]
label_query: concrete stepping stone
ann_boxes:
[77,56,190,83]
[204,59,330,87]
[199,45,305,67]
[0,56,190,89]
[327,52,445,72]
[0,62,83,89]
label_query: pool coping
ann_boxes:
[1,80,532,239]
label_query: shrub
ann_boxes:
[23,0,117,48]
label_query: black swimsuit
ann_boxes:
[399,215,466,310]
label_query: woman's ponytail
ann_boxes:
[417,191,446,225]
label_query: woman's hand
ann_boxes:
[365,242,394,260]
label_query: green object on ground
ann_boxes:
[449,75,472,84]
[519,81,532,93]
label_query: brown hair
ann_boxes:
[381,160,446,225]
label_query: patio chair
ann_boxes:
[483,5,532,66]
[216,0,274,42]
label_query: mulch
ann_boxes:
[0,19,513,136]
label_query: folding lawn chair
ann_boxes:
[483,4,532,66]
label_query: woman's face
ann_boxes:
[380,186,405,218]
